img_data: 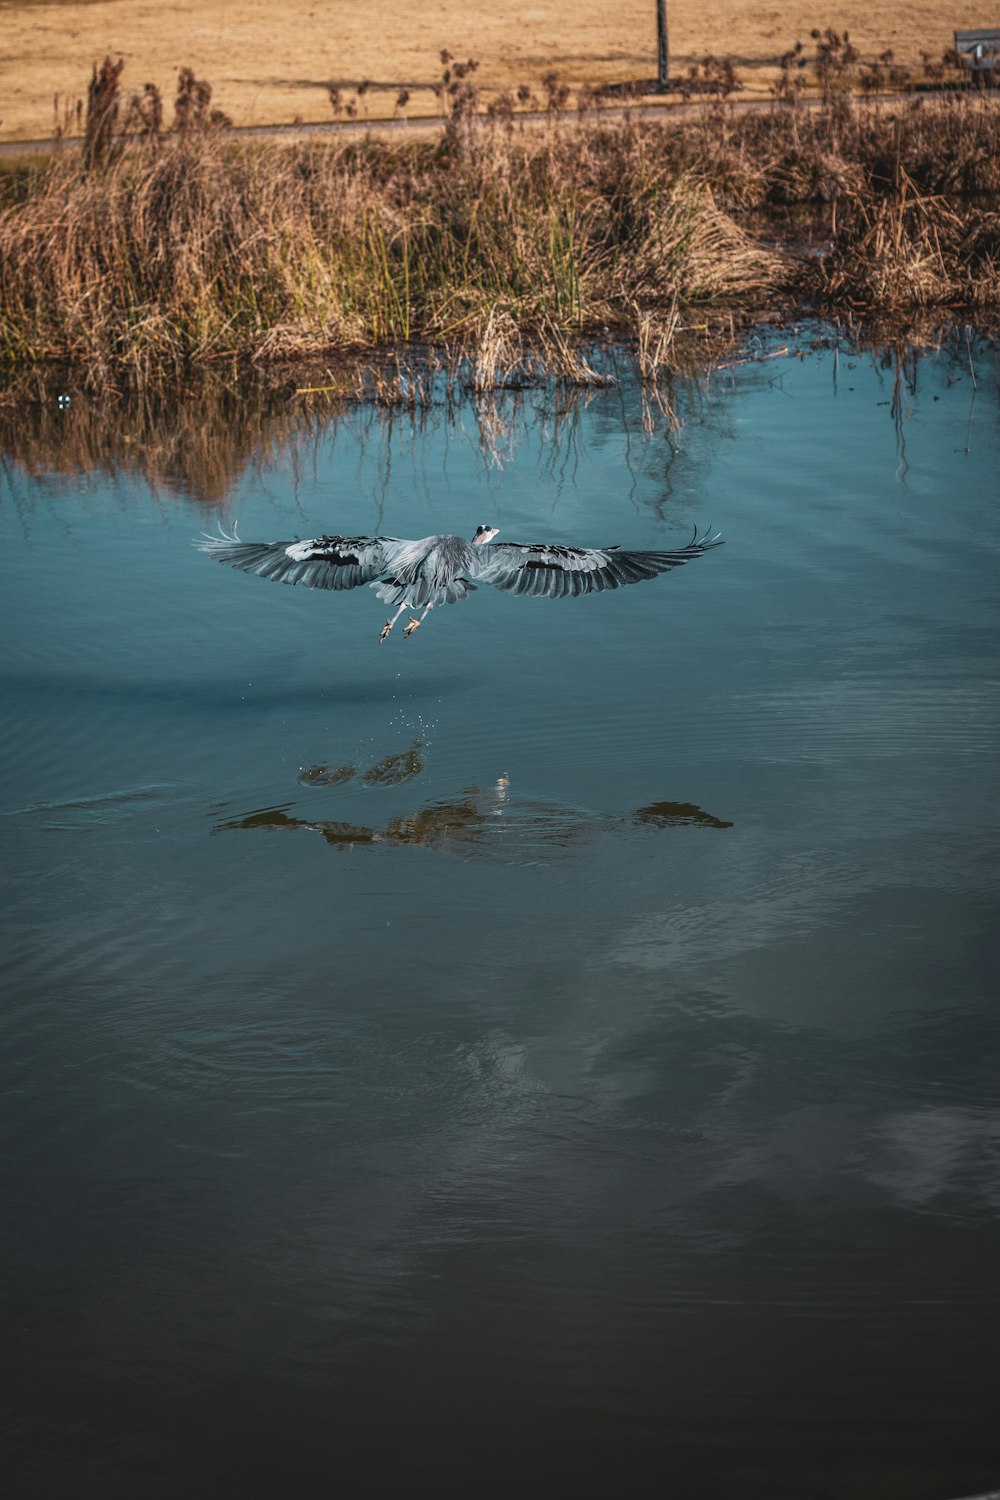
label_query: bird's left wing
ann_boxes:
[474,526,723,598]
[194,526,403,590]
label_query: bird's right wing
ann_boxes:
[475,527,723,598]
[194,526,404,590]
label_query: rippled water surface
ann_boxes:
[2,335,999,1499]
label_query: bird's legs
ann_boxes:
[379,602,410,643]
[403,602,435,638]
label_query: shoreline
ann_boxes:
[1,96,998,388]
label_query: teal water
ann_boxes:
[2,333,999,1499]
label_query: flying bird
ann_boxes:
[195,523,723,641]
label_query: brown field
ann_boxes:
[0,0,984,141]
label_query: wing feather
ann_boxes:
[475,527,723,599]
[194,525,403,591]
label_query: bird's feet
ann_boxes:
[379,620,393,643]
[403,616,421,638]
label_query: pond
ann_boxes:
[2,330,999,1500]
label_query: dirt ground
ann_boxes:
[0,0,982,141]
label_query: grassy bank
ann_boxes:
[0,72,998,385]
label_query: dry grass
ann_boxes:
[816,176,1000,309]
[0,44,997,384]
[0,113,786,381]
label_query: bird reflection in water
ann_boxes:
[633,801,734,830]
[214,743,731,859]
[297,741,425,789]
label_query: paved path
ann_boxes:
[0,93,908,157]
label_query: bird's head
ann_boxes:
[472,524,499,545]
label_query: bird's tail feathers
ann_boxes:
[371,576,476,607]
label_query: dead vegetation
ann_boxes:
[0,58,784,383]
[816,173,1000,310]
[0,42,998,385]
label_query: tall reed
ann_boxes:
[0,117,783,381]
[1,71,998,383]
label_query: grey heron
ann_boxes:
[195,522,722,640]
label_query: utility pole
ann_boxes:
[656,0,669,90]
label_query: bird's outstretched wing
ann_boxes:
[194,526,404,590]
[474,526,723,598]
